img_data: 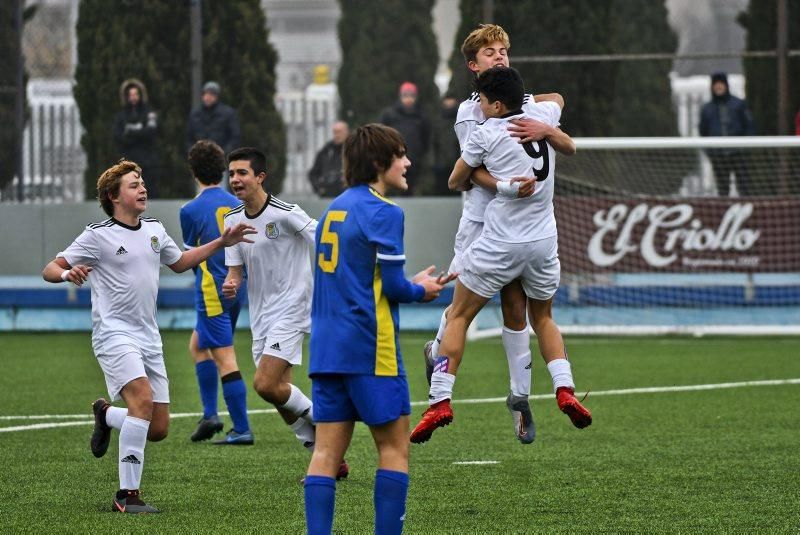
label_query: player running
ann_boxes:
[42,159,255,513]
[411,67,591,445]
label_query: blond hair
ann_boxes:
[97,159,141,216]
[460,24,510,64]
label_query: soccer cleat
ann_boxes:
[336,459,350,481]
[212,428,254,445]
[556,387,592,429]
[410,400,453,444]
[90,398,112,458]
[422,340,435,386]
[506,393,536,444]
[112,489,160,514]
[190,415,224,442]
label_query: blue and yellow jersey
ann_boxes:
[179,187,241,316]
[310,184,407,377]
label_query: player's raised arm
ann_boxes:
[169,223,256,273]
[532,92,564,109]
[508,119,576,156]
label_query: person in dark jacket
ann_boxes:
[307,121,349,197]
[113,79,160,197]
[186,81,241,155]
[379,82,430,196]
[699,72,756,196]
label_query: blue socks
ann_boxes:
[194,360,218,419]
[374,469,409,535]
[305,475,336,534]
[221,371,250,434]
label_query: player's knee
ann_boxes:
[253,375,278,402]
[147,425,168,442]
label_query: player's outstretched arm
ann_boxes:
[470,167,535,199]
[169,223,256,273]
[448,158,475,191]
[532,93,565,109]
[42,257,93,286]
[508,119,576,156]
[221,265,244,299]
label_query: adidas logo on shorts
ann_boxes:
[269,342,281,351]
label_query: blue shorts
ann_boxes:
[195,301,241,350]
[312,374,411,426]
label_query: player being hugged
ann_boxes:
[304,124,452,534]
[411,67,591,445]
[42,159,255,513]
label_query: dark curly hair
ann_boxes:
[188,140,226,185]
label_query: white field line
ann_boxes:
[1,378,798,434]
[452,461,500,465]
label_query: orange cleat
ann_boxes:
[556,387,592,429]
[410,400,453,443]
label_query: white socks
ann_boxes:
[502,326,532,397]
[290,417,316,451]
[281,384,316,450]
[430,310,448,361]
[429,370,456,405]
[118,416,149,491]
[546,358,575,392]
[281,384,314,423]
[105,406,128,430]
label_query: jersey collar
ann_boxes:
[111,217,142,231]
[245,193,271,219]
[500,109,524,119]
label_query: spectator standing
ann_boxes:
[187,81,241,155]
[113,79,159,197]
[699,72,756,196]
[431,93,461,195]
[379,82,430,196]
[307,121,349,197]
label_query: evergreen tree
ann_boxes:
[739,0,800,135]
[75,0,285,199]
[338,0,440,127]
[0,2,35,193]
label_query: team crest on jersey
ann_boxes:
[265,222,279,239]
[150,236,160,253]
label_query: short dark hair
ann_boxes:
[188,140,226,185]
[342,124,406,187]
[474,66,524,112]
[227,147,267,177]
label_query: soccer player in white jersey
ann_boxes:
[422,24,584,444]
[42,160,256,513]
[411,67,592,444]
[221,147,349,479]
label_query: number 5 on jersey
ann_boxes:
[318,211,347,273]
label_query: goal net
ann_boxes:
[468,136,800,338]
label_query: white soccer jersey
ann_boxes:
[58,217,182,354]
[224,195,317,340]
[454,92,544,223]
[460,100,562,243]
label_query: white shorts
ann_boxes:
[95,341,170,403]
[252,330,305,367]
[449,216,484,274]
[459,235,560,301]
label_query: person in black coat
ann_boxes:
[186,81,241,155]
[379,82,431,196]
[699,72,756,196]
[113,79,160,197]
[308,121,349,197]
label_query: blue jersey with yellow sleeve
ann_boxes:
[310,184,409,377]
[179,187,241,316]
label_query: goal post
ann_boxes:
[467,136,800,339]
